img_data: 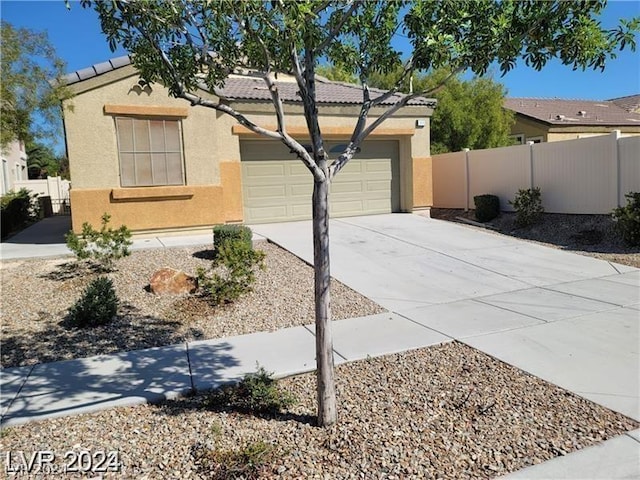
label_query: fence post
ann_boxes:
[612,130,621,207]
[527,141,535,189]
[463,148,470,211]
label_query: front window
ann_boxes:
[115,117,185,187]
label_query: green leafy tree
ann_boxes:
[317,64,358,83]
[81,0,638,427]
[429,74,515,153]
[26,141,62,179]
[0,21,71,151]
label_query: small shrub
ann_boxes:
[612,192,640,246]
[65,213,133,271]
[213,224,253,256]
[473,194,500,222]
[206,366,296,415]
[1,188,40,237]
[510,187,544,227]
[192,440,276,480]
[197,239,265,305]
[67,276,119,328]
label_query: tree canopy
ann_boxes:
[82,0,638,427]
[320,64,516,153]
[0,21,71,152]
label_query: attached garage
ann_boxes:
[241,140,401,223]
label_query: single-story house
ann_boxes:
[62,56,436,233]
[504,97,640,144]
[608,94,640,114]
[1,139,28,196]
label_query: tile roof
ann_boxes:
[504,97,640,126]
[607,94,640,113]
[64,55,435,107]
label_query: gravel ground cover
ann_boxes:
[429,209,640,268]
[0,241,384,368]
[1,342,637,479]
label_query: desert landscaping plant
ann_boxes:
[192,438,277,480]
[612,192,640,246]
[67,276,119,328]
[197,238,265,305]
[510,187,545,227]
[65,213,133,271]
[1,188,40,237]
[213,224,253,256]
[206,366,297,416]
[474,194,500,223]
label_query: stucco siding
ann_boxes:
[64,69,433,231]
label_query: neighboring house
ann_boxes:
[0,139,28,196]
[62,56,436,233]
[608,94,640,114]
[504,97,640,144]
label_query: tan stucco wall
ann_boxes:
[64,69,433,230]
[70,185,225,233]
[412,157,433,208]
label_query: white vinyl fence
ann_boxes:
[432,131,640,214]
[13,176,71,214]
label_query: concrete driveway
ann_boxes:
[252,213,640,422]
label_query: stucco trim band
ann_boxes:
[232,125,415,138]
[103,104,189,117]
[111,186,195,201]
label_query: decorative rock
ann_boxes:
[149,267,197,295]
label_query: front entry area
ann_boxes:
[240,140,400,224]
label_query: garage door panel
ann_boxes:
[244,163,286,176]
[245,184,287,198]
[241,140,398,224]
[250,205,289,220]
[289,184,313,196]
[366,180,392,192]
[331,181,364,194]
[331,200,365,215]
[291,204,312,217]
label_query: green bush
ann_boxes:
[1,188,39,237]
[65,213,133,271]
[67,276,119,328]
[612,192,640,246]
[213,224,253,256]
[197,238,265,305]
[509,187,544,227]
[473,194,500,222]
[206,366,296,415]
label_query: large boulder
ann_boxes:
[149,268,197,295]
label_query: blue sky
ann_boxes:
[1,0,639,101]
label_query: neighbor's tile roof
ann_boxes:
[64,55,435,107]
[504,97,640,126]
[607,94,640,113]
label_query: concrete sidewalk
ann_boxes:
[0,216,236,260]
[0,312,448,427]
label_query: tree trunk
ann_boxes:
[313,176,337,427]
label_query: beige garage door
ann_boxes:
[241,140,400,223]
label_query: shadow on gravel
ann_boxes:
[151,391,318,426]
[1,304,198,369]
[192,249,216,260]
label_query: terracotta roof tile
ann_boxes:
[65,55,435,107]
[504,97,640,126]
[607,94,640,113]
